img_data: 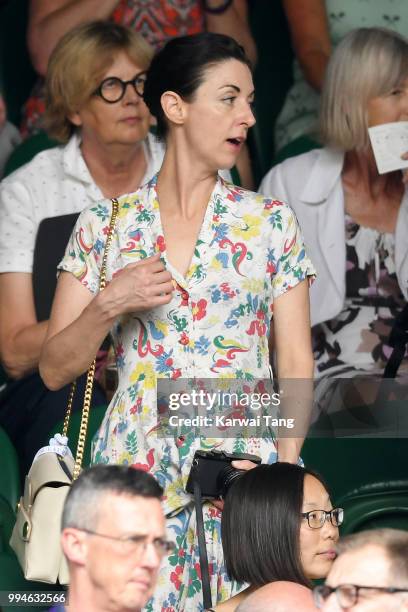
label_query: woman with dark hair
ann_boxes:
[219,463,341,610]
[40,32,315,609]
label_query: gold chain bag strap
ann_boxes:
[10,199,119,584]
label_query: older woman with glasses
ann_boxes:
[218,463,341,611]
[0,20,164,476]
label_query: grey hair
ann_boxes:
[61,465,163,531]
[320,27,408,151]
[336,529,408,589]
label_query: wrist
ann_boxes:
[90,289,118,327]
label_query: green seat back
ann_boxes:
[0,426,20,510]
[302,437,408,507]
[338,481,408,534]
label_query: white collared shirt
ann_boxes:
[259,147,408,326]
[0,132,165,273]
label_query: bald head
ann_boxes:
[236,582,318,612]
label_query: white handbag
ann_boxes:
[9,198,119,584]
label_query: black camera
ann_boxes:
[186,449,262,499]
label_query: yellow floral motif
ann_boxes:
[242,278,264,293]
[154,320,169,335]
[232,214,261,240]
[129,361,156,388]
[117,451,134,464]
[211,256,223,271]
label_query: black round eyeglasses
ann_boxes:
[94,71,147,103]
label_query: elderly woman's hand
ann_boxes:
[102,252,174,315]
[211,459,259,511]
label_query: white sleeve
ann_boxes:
[0,177,37,273]
[258,163,289,202]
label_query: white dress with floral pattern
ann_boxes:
[60,174,315,611]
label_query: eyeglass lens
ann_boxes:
[99,74,146,102]
[314,584,356,609]
[307,508,343,528]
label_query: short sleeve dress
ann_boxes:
[275,0,408,152]
[60,174,315,610]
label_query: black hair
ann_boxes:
[62,465,163,529]
[143,32,252,139]
[221,463,329,588]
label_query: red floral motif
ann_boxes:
[220,282,236,298]
[267,260,276,274]
[192,299,207,321]
[132,448,154,472]
[156,235,166,252]
[129,397,142,415]
[170,565,183,590]
[179,332,190,345]
[264,198,284,209]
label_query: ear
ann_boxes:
[61,528,88,567]
[160,91,186,128]
[68,111,83,128]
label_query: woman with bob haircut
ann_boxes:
[40,32,315,609]
[218,463,341,611]
[261,27,408,378]
[0,20,164,476]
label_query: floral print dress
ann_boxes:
[313,215,407,376]
[60,174,315,611]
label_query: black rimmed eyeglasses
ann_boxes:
[313,583,408,609]
[94,71,147,103]
[301,508,344,529]
[80,528,175,557]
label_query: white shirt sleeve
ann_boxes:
[0,176,37,273]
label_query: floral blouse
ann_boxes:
[60,174,315,514]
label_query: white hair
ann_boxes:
[320,27,408,151]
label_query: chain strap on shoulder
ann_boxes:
[64,198,119,480]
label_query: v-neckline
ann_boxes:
[151,175,219,287]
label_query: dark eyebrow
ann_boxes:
[219,84,241,92]
[218,84,255,99]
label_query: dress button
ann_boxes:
[181,291,189,301]
[179,335,190,346]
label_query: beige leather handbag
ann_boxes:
[10,199,119,584]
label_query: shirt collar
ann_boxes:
[300,147,344,204]
[62,132,94,184]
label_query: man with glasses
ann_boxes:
[314,528,408,611]
[59,464,172,612]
